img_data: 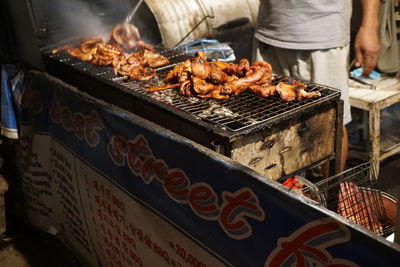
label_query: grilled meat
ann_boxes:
[248,84,277,98]
[191,62,211,80]
[51,38,105,62]
[111,52,158,80]
[276,77,322,102]
[224,65,272,95]
[337,182,383,233]
[128,66,157,81]
[134,49,170,68]
[148,83,181,92]
[148,51,320,101]
[52,23,170,81]
[192,76,215,95]
[276,78,297,102]
[90,44,121,66]
[197,85,230,100]
[110,23,141,50]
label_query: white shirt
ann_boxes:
[254,0,352,50]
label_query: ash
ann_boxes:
[198,102,238,118]
[147,89,261,128]
[148,89,175,105]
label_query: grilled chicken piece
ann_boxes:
[296,87,322,100]
[236,58,251,76]
[179,80,192,96]
[191,62,233,84]
[191,62,211,80]
[148,83,181,92]
[277,77,321,101]
[90,44,121,66]
[191,77,215,95]
[110,23,141,50]
[80,38,104,52]
[197,86,230,99]
[128,66,157,80]
[212,61,238,76]
[248,84,277,98]
[193,51,207,63]
[112,52,156,80]
[164,59,191,83]
[52,39,120,65]
[134,48,170,68]
[221,66,271,95]
[276,79,297,102]
[208,63,235,84]
[51,40,103,62]
[51,37,101,55]
[112,53,134,76]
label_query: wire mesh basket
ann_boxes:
[302,162,397,237]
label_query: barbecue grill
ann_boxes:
[42,44,342,180]
[1,0,342,181]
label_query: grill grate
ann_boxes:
[44,48,340,134]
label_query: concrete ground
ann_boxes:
[0,213,82,267]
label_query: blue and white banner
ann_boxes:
[1,65,22,139]
[9,69,400,266]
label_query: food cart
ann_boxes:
[1,0,400,266]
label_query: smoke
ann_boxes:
[46,0,127,42]
[42,0,161,45]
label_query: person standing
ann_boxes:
[253,0,381,174]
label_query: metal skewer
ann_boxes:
[124,0,144,24]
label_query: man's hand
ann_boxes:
[354,0,381,77]
[354,26,380,76]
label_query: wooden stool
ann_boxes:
[348,77,400,175]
